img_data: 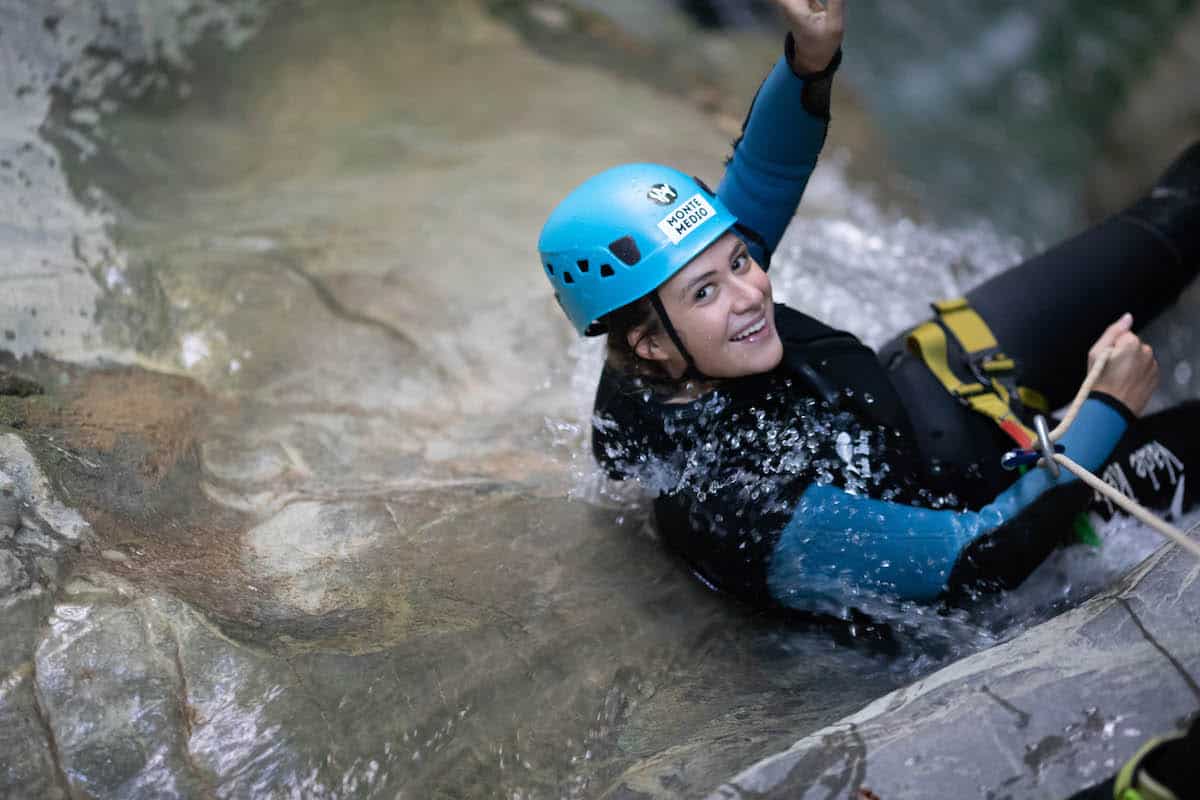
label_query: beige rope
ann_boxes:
[1046,348,1111,442]
[1038,347,1200,561]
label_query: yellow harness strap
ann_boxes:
[907,298,1047,450]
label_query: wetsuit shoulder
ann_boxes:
[592,365,658,481]
[590,364,708,483]
[774,304,919,439]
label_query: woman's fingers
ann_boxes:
[1102,312,1134,343]
[1090,312,1134,358]
[789,0,846,26]
[1092,326,1160,416]
[776,0,846,73]
[773,0,817,19]
[827,0,845,29]
[1114,330,1142,351]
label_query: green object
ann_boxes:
[1114,727,1188,800]
[1073,512,1102,548]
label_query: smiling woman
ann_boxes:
[538,0,1200,616]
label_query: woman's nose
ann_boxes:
[729,273,765,312]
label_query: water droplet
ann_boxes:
[1174,361,1192,386]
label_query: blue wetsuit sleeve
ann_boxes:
[767,397,1129,612]
[718,53,832,259]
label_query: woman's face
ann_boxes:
[639,232,784,380]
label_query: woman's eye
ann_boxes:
[694,285,713,301]
[733,253,749,271]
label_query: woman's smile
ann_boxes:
[730,313,770,343]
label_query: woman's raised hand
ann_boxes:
[772,0,845,74]
[1089,312,1160,416]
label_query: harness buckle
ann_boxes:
[950,381,989,407]
[908,302,1043,450]
[966,347,1014,387]
[968,347,1029,414]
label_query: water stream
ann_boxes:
[2,1,1197,797]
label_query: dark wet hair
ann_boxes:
[602,294,688,396]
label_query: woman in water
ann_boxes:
[538,0,1200,615]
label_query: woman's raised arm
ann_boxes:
[717,0,847,259]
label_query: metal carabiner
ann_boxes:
[1034,414,1060,479]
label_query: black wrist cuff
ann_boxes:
[1088,391,1137,426]
[784,32,842,79]
[784,33,841,120]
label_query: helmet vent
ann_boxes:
[608,236,641,265]
[545,263,555,275]
[576,259,589,272]
[563,272,574,284]
[600,264,615,278]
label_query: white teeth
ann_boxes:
[732,319,766,341]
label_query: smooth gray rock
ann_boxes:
[0,668,67,800]
[0,0,268,364]
[0,433,93,606]
[0,434,92,546]
[0,584,62,799]
[0,494,19,530]
[0,549,26,592]
[1,434,98,798]
[711,542,1200,799]
[35,573,216,798]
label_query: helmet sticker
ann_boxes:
[656,193,716,245]
[646,183,678,205]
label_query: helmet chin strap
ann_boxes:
[648,290,708,382]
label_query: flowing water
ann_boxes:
[1,1,1197,797]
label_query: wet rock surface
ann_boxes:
[0,0,268,363]
[1,384,898,797]
[0,2,907,797]
[0,426,93,800]
[3,0,1199,798]
[710,542,1200,799]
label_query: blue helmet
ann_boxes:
[538,163,739,336]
